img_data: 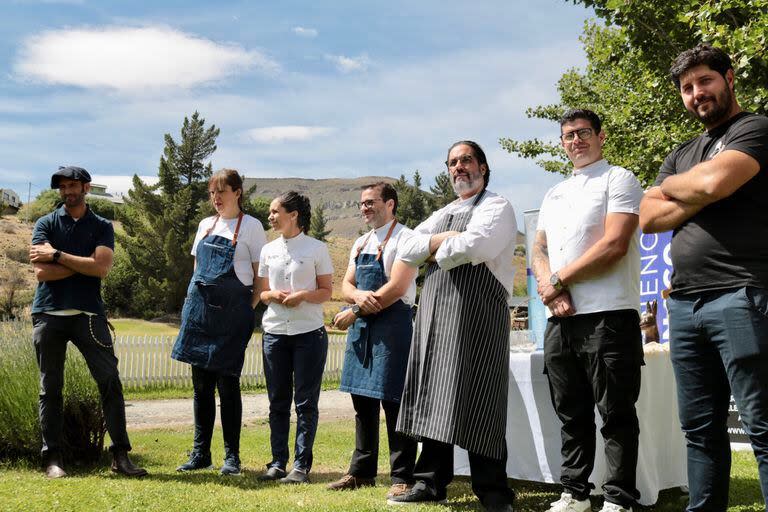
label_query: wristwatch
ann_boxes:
[52,250,62,262]
[351,304,362,317]
[549,272,565,291]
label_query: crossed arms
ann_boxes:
[30,243,114,281]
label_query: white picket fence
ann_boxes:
[114,330,534,388]
[114,334,348,388]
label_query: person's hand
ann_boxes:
[270,290,289,304]
[353,290,382,315]
[281,291,306,307]
[548,291,576,317]
[333,309,357,330]
[29,243,57,263]
[537,280,563,306]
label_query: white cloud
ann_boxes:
[14,26,279,91]
[244,125,335,144]
[292,26,318,38]
[324,54,370,73]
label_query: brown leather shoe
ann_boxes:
[111,450,148,477]
[44,455,67,479]
[387,482,411,499]
[326,473,375,490]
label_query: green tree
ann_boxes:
[117,112,220,317]
[19,189,60,222]
[310,203,332,241]
[501,0,768,186]
[429,171,457,209]
[394,171,430,229]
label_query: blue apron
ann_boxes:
[172,214,255,376]
[339,233,413,402]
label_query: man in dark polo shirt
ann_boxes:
[29,166,146,479]
[640,44,768,511]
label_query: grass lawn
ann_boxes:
[0,419,763,511]
[110,318,179,337]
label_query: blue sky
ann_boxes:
[0,0,592,227]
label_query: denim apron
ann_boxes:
[172,213,255,376]
[397,190,510,459]
[339,222,413,402]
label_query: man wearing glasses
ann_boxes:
[532,109,643,512]
[328,182,418,500]
[391,141,517,512]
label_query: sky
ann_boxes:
[0,0,592,229]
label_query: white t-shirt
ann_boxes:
[258,232,334,335]
[191,214,267,286]
[399,189,518,302]
[537,158,643,316]
[347,220,417,305]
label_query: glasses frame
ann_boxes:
[357,198,384,209]
[445,154,475,169]
[560,127,595,143]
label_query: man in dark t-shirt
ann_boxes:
[640,44,768,511]
[29,166,146,479]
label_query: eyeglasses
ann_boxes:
[357,198,383,209]
[445,154,474,168]
[561,128,594,142]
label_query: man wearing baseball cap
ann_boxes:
[29,166,147,478]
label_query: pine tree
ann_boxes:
[429,171,457,209]
[393,171,429,229]
[310,203,332,241]
[115,112,220,317]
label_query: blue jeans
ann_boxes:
[668,286,768,511]
[262,328,328,472]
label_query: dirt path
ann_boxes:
[125,390,355,430]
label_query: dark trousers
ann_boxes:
[262,328,328,472]
[412,438,515,507]
[543,309,642,508]
[191,365,242,458]
[668,287,768,511]
[32,313,131,456]
[348,394,417,483]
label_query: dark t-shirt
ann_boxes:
[31,204,115,315]
[654,112,768,295]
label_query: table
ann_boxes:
[454,349,687,506]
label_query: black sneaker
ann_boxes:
[176,452,213,472]
[387,481,447,505]
[258,466,287,481]
[220,454,241,476]
[279,468,310,484]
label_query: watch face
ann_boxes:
[550,274,558,285]
[352,305,361,314]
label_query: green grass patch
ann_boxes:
[0,419,762,511]
[110,318,179,337]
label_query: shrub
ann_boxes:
[0,320,105,462]
[4,246,28,264]
[18,190,59,223]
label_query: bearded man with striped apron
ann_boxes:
[391,141,518,512]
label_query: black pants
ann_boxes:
[413,438,515,507]
[348,394,417,483]
[191,365,242,458]
[543,309,643,508]
[32,313,131,456]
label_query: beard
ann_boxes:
[452,170,482,196]
[690,85,733,125]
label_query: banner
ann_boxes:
[639,231,672,343]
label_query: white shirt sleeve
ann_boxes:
[257,246,269,277]
[536,189,551,233]
[190,218,211,257]
[245,219,268,263]
[315,242,334,276]
[397,210,443,266]
[435,196,517,270]
[607,167,643,215]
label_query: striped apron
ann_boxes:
[396,190,510,459]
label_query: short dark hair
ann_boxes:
[209,168,244,209]
[361,181,398,214]
[559,108,602,134]
[670,43,733,89]
[277,191,312,234]
[446,140,490,188]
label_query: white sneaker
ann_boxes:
[547,492,590,512]
[599,503,631,512]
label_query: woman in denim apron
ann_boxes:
[256,191,333,484]
[172,169,266,476]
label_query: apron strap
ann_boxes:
[355,219,398,261]
[203,212,244,247]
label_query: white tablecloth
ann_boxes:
[454,349,687,506]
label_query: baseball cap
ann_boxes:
[50,166,92,189]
